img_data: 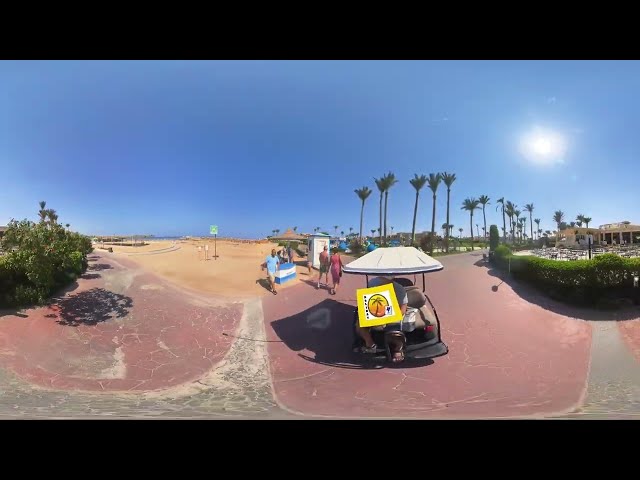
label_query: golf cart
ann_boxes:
[343,246,448,363]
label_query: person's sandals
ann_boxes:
[360,344,378,354]
[272,289,278,295]
[391,349,405,363]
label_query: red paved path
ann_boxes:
[619,320,640,362]
[0,252,240,392]
[264,252,592,418]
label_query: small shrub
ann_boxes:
[489,225,499,251]
[420,233,436,253]
[349,240,364,254]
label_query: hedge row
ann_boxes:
[492,245,640,305]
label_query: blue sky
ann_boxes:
[2,60,640,238]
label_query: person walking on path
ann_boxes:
[262,249,280,295]
[317,245,330,289]
[329,248,344,295]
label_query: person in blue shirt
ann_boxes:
[262,248,280,295]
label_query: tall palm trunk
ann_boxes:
[502,209,506,243]
[359,200,365,241]
[383,191,389,245]
[445,188,451,252]
[431,193,437,240]
[378,193,383,244]
[469,213,474,242]
[529,212,533,242]
[482,205,487,240]
[411,191,420,245]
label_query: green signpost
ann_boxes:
[210,225,219,259]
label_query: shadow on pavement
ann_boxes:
[483,264,640,322]
[51,287,133,326]
[87,263,113,272]
[271,298,435,370]
[80,273,101,280]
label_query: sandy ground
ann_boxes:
[103,239,317,299]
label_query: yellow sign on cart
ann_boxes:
[356,283,403,328]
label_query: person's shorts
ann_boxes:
[320,264,329,274]
[267,273,276,283]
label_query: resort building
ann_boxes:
[556,221,640,247]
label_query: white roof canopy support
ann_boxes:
[343,247,444,275]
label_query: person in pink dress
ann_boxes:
[329,248,344,295]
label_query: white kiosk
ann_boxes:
[307,233,331,269]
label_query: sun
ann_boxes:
[519,127,567,166]
[532,137,552,155]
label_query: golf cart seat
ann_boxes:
[405,286,436,329]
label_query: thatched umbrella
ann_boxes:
[270,228,306,241]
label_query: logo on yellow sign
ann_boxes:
[356,283,403,328]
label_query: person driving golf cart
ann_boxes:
[355,276,408,363]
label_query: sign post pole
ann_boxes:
[210,225,219,260]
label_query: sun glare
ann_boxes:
[519,127,567,166]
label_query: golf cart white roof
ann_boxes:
[343,247,444,275]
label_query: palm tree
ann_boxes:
[275,229,280,236]
[476,223,480,238]
[293,226,298,232]
[65,223,70,231]
[569,221,576,228]
[520,217,527,243]
[576,220,583,228]
[334,225,339,236]
[513,208,521,243]
[553,210,565,233]
[374,177,385,245]
[534,218,541,240]
[381,172,398,245]
[349,227,353,235]
[354,186,372,241]
[391,226,394,236]
[371,229,376,238]
[583,216,592,228]
[341,231,344,238]
[47,209,58,226]
[461,198,480,242]
[505,201,515,243]
[496,197,507,243]
[441,172,456,252]
[409,174,428,245]
[272,229,276,237]
[458,227,463,239]
[38,201,47,223]
[524,203,534,242]
[427,173,442,250]
[477,195,490,240]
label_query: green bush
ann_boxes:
[489,225,499,251]
[0,214,93,308]
[420,233,435,253]
[492,248,640,305]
